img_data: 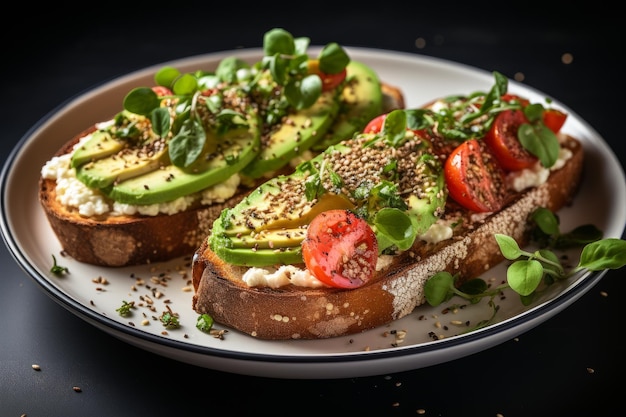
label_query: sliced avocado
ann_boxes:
[241,90,339,179]
[74,138,169,189]
[311,60,383,151]
[106,122,260,205]
[71,130,126,168]
[209,132,447,267]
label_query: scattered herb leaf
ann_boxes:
[160,307,181,329]
[424,208,626,330]
[116,300,135,317]
[50,255,69,276]
[196,314,214,333]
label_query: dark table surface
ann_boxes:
[2,5,624,416]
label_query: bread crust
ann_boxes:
[40,176,251,267]
[191,135,584,340]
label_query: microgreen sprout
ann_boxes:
[160,306,180,329]
[119,28,349,169]
[116,300,135,317]
[424,208,626,330]
[196,314,214,333]
[50,254,69,276]
[389,71,561,167]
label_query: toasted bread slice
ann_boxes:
[191,135,583,340]
[38,83,404,267]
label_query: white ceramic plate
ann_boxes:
[2,48,625,379]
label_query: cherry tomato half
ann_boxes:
[502,93,568,134]
[484,109,538,171]
[444,139,507,213]
[543,108,567,134]
[307,60,347,92]
[363,113,386,133]
[363,113,430,138]
[302,210,378,289]
[500,93,530,107]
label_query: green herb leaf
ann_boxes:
[578,238,626,271]
[154,66,181,88]
[263,28,296,56]
[424,271,455,306]
[168,118,206,167]
[458,278,489,296]
[285,75,322,109]
[50,254,69,276]
[215,57,250,84]
[196,314,214,332]
[116,300,135,317]
[381,109,408,146]
[495,234,522,260]
[517,123,560,168]
[531,207,560,236]
[159,309,180,329]
[507,259,544,296]
[150,107,171,137]
[554,224,603,249]
[172,73,198,96]
[374,208,416,251]
[318,42,350,74]
[123,87,161,116]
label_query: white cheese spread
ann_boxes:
[241,220,454,289]
[507,146,572,192]
[242,265,329,288]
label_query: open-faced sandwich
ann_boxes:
[38,28,404,266]
[191,71,589,340]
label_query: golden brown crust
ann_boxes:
[39,176,251,266]
[38,83,404,267]
[191,136,584,340]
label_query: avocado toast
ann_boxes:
[39,28,403,267]
[191,77,585,340]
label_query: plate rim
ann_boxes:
[2,47,624,378]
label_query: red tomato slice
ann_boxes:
[543,108,567,133]
[484,109,538,171]
[444,139,507,213]
[302,210,378,289]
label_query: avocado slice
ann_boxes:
[311,60,383,151]
[106,122,260,205]
[71,130,126,168]
[74,138,169,189]
[69,86,262,206]
[240,90,339,179]
[71,111,152,168]
[209,131,447,267]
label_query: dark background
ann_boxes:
[2,4,624,416]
